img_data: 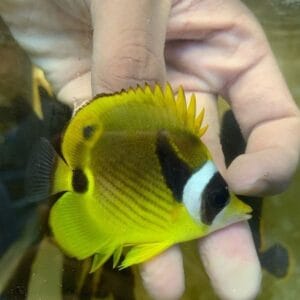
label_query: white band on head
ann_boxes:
[182,160,217,223]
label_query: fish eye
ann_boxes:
[72,169,88,193]
[200,172,229,225]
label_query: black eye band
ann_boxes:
[200,172,229,225]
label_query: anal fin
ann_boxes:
[113,246,123,268]
[120,241,171,269]
[91,245,124,272]
[91,252,112,273]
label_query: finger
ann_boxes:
[0,0,92,97]
[199,222,261,300]
[57,72,92,108]
[139,91,220,300]
[166,0,300,195]
[90,0,171,95]
[224,50,300,195]
[140,245,184,300]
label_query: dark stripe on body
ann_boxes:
[102,168,168,230]
[155,131,192,202]
[107,158,171,211]
[98,182,144,228]
[115,159,171,212]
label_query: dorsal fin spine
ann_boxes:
[162,84,207,137]
[176,86,187,125]
[199,124,209,137]
[154,84,165,105]
[195,107,205,132]
[164,83,177,112]
[187,93,196,130]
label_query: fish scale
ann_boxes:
[96,152,172,226]
[92,131,174,209]
[98,171,168,230]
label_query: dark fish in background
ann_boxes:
[0,18,135,299]
[0,90,136,300]
[0,88,71,257]
[0,181,18,256]
[2,237,136,300]
[220,110,290,278]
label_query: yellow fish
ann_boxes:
[30,84,252,272]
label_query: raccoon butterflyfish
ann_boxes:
[29,84,252,272]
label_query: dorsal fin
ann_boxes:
[62,84,209,169]
[72,83,207,136]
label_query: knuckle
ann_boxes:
[94,41,165,93]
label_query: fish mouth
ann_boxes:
[208,212,252,234]
[244,213,252,221]
[231,213,252,226]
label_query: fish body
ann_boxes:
[32,84,251,271]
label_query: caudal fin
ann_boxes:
[260,243,290,278]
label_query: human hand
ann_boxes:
[1,0,299,299]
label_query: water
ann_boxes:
[0,1,300,299]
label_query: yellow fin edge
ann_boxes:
[119,241,172,270]
[123,83,208,138]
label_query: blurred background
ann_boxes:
[0,1,299,299]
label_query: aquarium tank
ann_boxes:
[0,1,299,299]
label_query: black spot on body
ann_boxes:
[201,172,229,225]
[83,125,95,139]
[72,169,88,193]
[156,131,192,202]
